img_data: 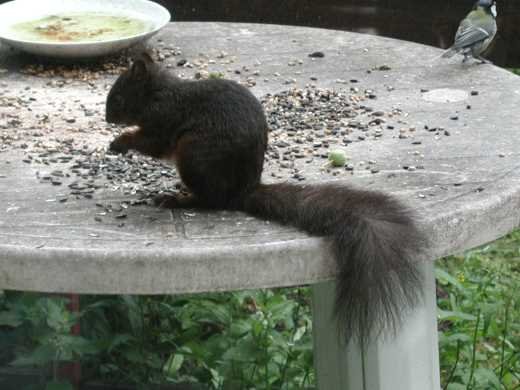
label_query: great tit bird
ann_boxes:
[442,0,497,64]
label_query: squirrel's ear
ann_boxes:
[139,52,154,64]
[130,59,148,80]
[130,53,154,80]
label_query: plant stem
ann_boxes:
[300,370,310,388]
[281,291,302,388]
[138,297,149,384]
[498,298,511,380]
[466,308,481,390]
[443,340,461,390]
[249,361,258,386]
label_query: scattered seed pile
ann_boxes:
[261,87,406,179]
[29,139,180,204]
[19,45,183,82]
[12,86,427,212]
[21,53,130,81]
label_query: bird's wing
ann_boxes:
[452,19,491,50]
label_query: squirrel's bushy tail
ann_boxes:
[241,183,425,345]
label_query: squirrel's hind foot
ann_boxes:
[153,193,199,209]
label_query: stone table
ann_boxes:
[1,22,520,390]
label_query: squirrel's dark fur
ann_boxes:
[106,54,426,345]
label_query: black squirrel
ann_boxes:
[106,53,426,345]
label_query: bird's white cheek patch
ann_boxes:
[491,5,497,18]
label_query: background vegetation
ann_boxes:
[1,228,519,390]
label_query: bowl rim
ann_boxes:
[0,0,171,47]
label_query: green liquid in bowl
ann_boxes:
[10,13,153,42]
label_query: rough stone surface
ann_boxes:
[422,88,469,103]
[1,22,520,294]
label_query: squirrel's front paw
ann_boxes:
[109,135,131,155]
[153,193,181,209]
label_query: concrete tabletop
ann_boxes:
[1,22,519,295]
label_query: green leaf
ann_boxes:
[15,293,40,309]
[163,353,184,375]
[441,332,472,344]
[230,319,252,337]
[209,367,224,389]
[293,326,307,343]
[222,337,261,362]
[45,381,74,390]
[437,309,476,322]
[11,344,56,366]
[124,348,146,365]
[43,299,74,332]
[0,311,23,327]
[473,368,501,388]
[56,335,100,356]
[268,300,296,323]
[252,319,265,338]
[231,291,255,305]
[446,384,466,390]
[270,331,290,353]
[120,295,142,334]
[107,333,133,352]
[435,268,465,291]
[198,300,232,325]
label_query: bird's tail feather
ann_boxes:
[441,47,458,58]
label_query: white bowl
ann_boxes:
[0,0,170,58]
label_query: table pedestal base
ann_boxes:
[312,261,440,390]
